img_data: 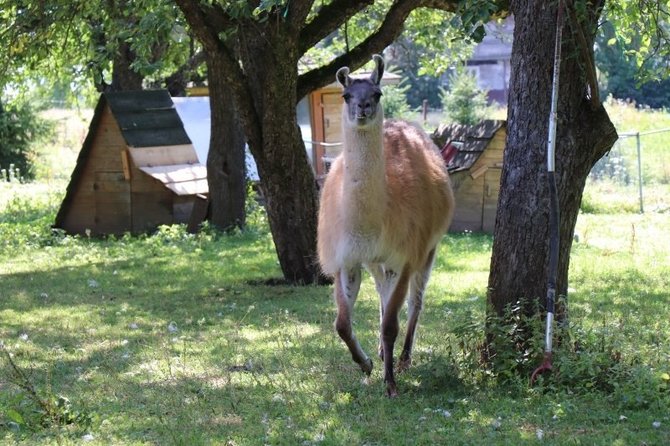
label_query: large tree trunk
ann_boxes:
[240,31,324,284]
[206,53,246,230]
[487,1,617,322]
[110,41,144,91]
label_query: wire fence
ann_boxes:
[588,127,670,213]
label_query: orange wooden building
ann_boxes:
[54,90,208,235]
[432,120,507,233]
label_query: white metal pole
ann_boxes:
[636,132,644,213]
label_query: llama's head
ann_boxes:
[336,54,385,128]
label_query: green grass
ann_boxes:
[1,183,669,445]
[1,103,668,444]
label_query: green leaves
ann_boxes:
[600,0,670,82]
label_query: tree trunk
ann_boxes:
[206,52,246,230]
[240,31,325,284]
[111,41,144,91]
[487,1,617,322]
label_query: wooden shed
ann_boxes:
[55,90,208,235]
[432,120,506,233]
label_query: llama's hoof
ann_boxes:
[386,382,398,398]
[360,357,373,376]
[396,357,412,373]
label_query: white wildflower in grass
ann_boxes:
[652,421,661,429]
[40,292,48,299]
[491,417,502,429]
[128,323,139,330]
[82,433,95,441]
[18,333,28,341]
[87,279,99,288]
[536,428,544,440]
[167,321,178,333]
[619,415,628,421]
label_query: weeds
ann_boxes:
[1,345,94,435]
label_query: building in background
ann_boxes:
[466,16,514,105]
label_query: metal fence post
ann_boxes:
[635,132,644,213]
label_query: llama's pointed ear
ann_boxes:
[336,67,351,88]
[370,54,385,85]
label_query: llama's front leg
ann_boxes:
[398,248,436,372]
[368,264,400,360]
[381,266,411,397]
[334,268,372,375]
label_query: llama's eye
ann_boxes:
[342,93,351,102]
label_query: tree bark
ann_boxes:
[206,52,247,230]
[110,41,144,91]
[239,26,324,284]
[487,1,617,322]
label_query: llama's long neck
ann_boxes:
[341,109,386,233]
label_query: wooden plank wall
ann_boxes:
[450,127,506,233]
[129,159,174,233]
[61,106,129,235]
[450,174,486,232]
[94,171,131,234]
[482,168,502,233]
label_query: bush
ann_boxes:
[0,100,53,182]
[440,67,489,125]
[381,79,413,119]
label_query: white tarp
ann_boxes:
[172,96,260,181]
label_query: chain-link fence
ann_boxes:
[586,128,670,213]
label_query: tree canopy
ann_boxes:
[0,0,201,102]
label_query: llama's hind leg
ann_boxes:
[334,268,372,375]
[381,265,411,397]
[398,247,436,372]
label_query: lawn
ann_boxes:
[1,180,669,445]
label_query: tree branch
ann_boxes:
[566,1,600,110]
[165,50,206,96]
[175,0,263,150]
[286,0,317,31]
[298,0,374,56]
[297,0,460,100]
